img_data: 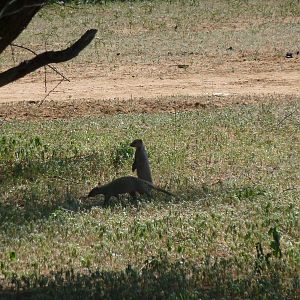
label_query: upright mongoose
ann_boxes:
[130,139,153,183]
[88,176,174,206]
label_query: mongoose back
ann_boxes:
[130,139,153,183]
[88,176,174,206]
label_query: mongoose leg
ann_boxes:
[129,191,138,206]
[132,160,137,172]
[103,195,110,207]
[144,190,153,202]
[137,186,152,202]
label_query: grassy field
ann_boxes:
[1,0,300,299]
[0,98,299,298]
[1,0,300,67]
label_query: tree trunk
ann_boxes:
[0,0,46,54]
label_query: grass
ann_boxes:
[0,99,299,298]
[1,0,300,68]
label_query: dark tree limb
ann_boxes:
[0,0,46,54]
[11,43,70,81]
[0,29,97,87]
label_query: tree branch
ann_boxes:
[11,43,70,81]
[0,29,97,87]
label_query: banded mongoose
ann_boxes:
[130,139,153,183]
[88,176,174,206]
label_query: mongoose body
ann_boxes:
[130,139,153,183]
[88,176,173,206]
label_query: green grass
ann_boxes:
[0,99,299,298]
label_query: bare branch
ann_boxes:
[0,29,97,87]
[0,0,18,18]
[38,78,64,106]
[277,109,298,127]
[11,43,70,81]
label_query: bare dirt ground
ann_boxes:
[0,53,299,120]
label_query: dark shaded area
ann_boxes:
[0,254,298,300]
[0,160,268,226]
[0,152,106,225]
[0,0,45,54]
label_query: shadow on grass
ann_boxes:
[0,175,268,226]
[174,182,268,206]
[0,152,109,225]
[0,186,98,226]
[0,254,298,300]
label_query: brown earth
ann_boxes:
[0,53,299,121]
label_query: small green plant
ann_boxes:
[9,251,17,262]
[269,226,282,259]
[255,227,282,273]
[112,141,134,170]
[233,186,266,201]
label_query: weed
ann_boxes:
[112,140,134,171]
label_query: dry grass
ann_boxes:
[1,0,299,68]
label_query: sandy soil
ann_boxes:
[0,53,299,120]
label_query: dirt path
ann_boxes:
[0,55,299,120]
[1,56,300,103]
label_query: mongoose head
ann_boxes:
[88,186,101,197]
[130,139,143,148]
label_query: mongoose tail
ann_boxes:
[152,185,175,197]
[137,178,175,197]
